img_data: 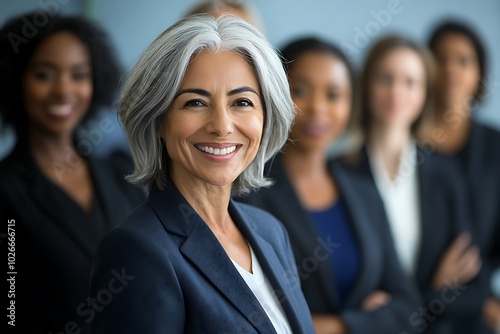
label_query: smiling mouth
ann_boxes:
[195,145,238,156]
[48,104,72,115]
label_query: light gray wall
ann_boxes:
[1,0,499,157]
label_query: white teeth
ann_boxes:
[196,145,237,156]
[48,104,72,116]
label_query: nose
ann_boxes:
[307,91,329,117]
[206,103,233,137]
[51,73,72,100]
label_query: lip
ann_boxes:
[46,104,74,120]
[194,142,242,162]
[301,123,329,137]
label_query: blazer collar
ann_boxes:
[267,155,340,311]
[330,153,387,305]
[148,181,280,333]
[9,141,105,258]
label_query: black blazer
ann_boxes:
[455,122,500,278]
[90,180,315,334]
[238,155,422,334]
[442,121,500,334]
[356,147,490,334]
[0,142,145,334]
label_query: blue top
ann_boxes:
[308,197,360,308]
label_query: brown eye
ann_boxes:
[234,99,253,107]
[184,99,206,107]
[292,86,307,98]
[33,71,52,81]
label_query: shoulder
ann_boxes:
[475,122,500,140]
[92,149,135,176]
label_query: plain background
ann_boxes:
[1,0,499,158]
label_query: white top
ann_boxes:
[230,244,293,334]
[368,138,422,276]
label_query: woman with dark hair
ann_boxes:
[426,19,500,333]
[238,36,421,334]
[0,13,145,333]
[355,34,487,333]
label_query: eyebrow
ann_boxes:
[29,61,91,70]
[174,86,259,98]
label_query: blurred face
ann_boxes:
[162,51,264,188]
[288,52,351,152]
[23,32,93,137]
[368,47,426,130]
[432,33,481,107]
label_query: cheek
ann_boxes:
[239,113,264,152]
[408,87,426,112]
[81,82,93,104]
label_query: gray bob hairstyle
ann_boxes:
[119,14,294,195]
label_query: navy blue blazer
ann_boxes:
[0,141,145,334]
[237,155,422,334]
[442,121,500,334]
[90,180,315,334]
[453,122,500,279]
[354,147,489,334]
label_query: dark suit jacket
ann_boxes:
[455,122,500,279]
[237,155,422,334]
[0,142,145,334]
[444,121,500,334]
[355,147,489,334]
[89,180,316,334]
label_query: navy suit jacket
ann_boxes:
[454,122,500,279]
[439,121,500,334]
[90,180,315,334]
[355,147,490,334]
[237,155,422,334]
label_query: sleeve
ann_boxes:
[341,221,423,334]
[89,226,185,334]
[421,163,488,317]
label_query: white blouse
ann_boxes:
[230,244,293,334]
[368,138,422,276]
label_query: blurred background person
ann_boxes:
[91,15,315,333]
[425,20,500,333]
[0,13,145,333]
[185,0,265,32]
[356,35,486,333]
[238,37,421,334]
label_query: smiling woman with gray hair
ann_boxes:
[90,14,315,334]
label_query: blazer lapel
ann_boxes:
[267,156,340,310]
[330,156,378,305]
[16,145,99,258]
[88,157,130,229]
[229,200,305,333]
[148,184,277,334]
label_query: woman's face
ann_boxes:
[288,52,351,152]
[432,32,481,108]
[162,50,264,188]
[23,32,93,137]
[368,47,426,130]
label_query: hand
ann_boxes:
[483,298,500,330]
[432,233,482,290]
[312,314,349,334]
[361,290,392,312]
